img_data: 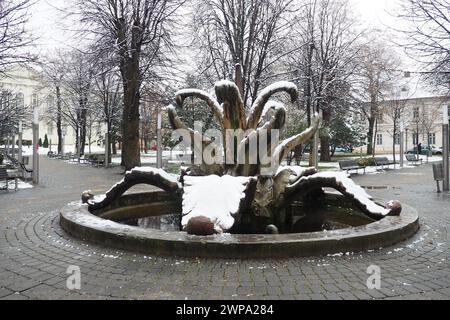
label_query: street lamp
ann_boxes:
[18,120,23,163]
[157,112,162,169]
[400,120,404,168]
[32,107,39,184]
[104,120,109,168]
[443,105,449,191]
[62,126,67,156]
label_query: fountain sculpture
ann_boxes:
[84,80,402,236]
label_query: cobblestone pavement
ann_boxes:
[0,156,449,300]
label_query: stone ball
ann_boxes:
[81,190,94,204]
[185,216,216,236]
[386,200,402,216]
[266,224,279,234]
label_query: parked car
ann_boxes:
[432,146,443,155]
[406,144,441,155]
[333,146,354,153]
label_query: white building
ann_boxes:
[0,65,103,152]
[370,74,449,154]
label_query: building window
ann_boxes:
[376,134,383,145]
[394,133,400,145]
[413,107,419,119]
[377,112,383,123]
[15,92,24,109]
[32,93,38,109]
[413,133,418,145]
[428,133,436,145]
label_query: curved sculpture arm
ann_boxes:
[87,168,181,211]
[247,81,298,129]
[214,80,247,130]
[231,106,287,176]
[257,100,287,128]
[272,113,320,166]
[284,172,400,220]
[175,89,224,126]
[168,105,216,154]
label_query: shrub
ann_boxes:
[357,157,376,167]
[43,134,49,148]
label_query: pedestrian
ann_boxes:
[418,143,422,155]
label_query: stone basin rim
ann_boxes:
[59,196,419,258]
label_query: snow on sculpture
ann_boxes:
[87,80,401,236]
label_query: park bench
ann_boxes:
[405,154,423,166]
[338,159,366,174]
[374,157,396,170]
[60,152,72,161]
[47,151,56,158]
[4,154,32,180]
[0,167,18,191]
[87,154,111,167]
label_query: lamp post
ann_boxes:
[156,112,162,169]
[443,105,449,192]
[5,135,9,156]
[32,108,39,184]
[18,120,23,163]
[61,126,66,156]
[104,121,109,168]
[11,132,15,160]
[400,120,404,168]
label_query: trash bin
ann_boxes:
[433,163,444,192]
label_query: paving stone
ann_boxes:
[0,157,449,299]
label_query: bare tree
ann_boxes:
[40,52,67,154]
[91,53,123,157]
[55,50,95,156]
[192,0,298,105]
[0,0,35,71]
[397,0,450,85]
[288,0,362,161]
[384,87,407,166]
[354,36,399,156]
[0,88,27,137]
[419,101,442,145]
[77,0,186,170]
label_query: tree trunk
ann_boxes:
[80,110,87,156]
[373,119,378,157]
[112,135,117,155]
[392,127,396,168]
[367,117,375,155]
[56,86,62,154]
[121,81,141,169]
[320,107,331,162]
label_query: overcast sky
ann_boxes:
[27,0,410,65]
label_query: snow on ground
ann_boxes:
[2,179,33,190]
[283,154,443,175]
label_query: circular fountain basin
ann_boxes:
[60,191,419,258]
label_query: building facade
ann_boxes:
[368,75,449,154]
[0,65,104,153]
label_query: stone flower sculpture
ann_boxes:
[87,80,401,236]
